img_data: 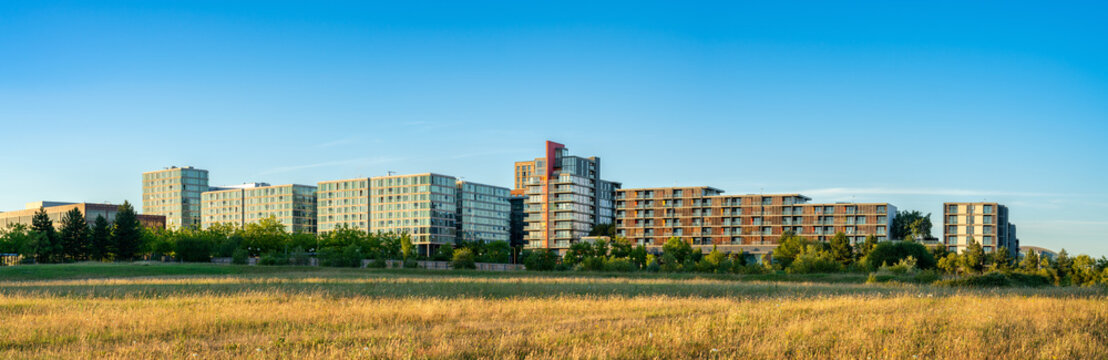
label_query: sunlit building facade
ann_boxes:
[613,186,896,256]
[316,178,371,234]
[943,202,1018,256]
[515,141,620,253]
[142,166,209,229]
[456,181,511,243]
[236,184,318,233]
[370,173,458,253]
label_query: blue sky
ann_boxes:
[1,1,1106,256]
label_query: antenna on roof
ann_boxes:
[387,170,396,176]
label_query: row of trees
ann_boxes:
[0,202,144,263]
[523,228,1108,286]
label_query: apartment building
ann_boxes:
[614,186,896,254]
[942,202,1018,255]
[0,202,165,229]
[316,178,371,234]
[142,166,209,229]
[200,184,317,233]
[455,181,511,243]
[508,195,526,247]
[370,173,459,253]
[199,183,268,230]
[514,141,620,253]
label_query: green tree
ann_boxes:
[1019,250,1040,272]
[828,232,853,265]
[591,238,610,258]
[433,243,454,261]
[588,223,617,237]
[991,247,1013,272]
[960,237,985,274]
[857,235,879,261]
[563,242,593,266]
[771,231,811,269]
[241,216,287,256]
[937,252,960,274]
[110,201,143,261]
[609,236,633,258]
[29,207,60,263]
[890,210,932,240]
[483,241,511,263]
[701,246,731,273]
[57,208,90,261]
[400,234,414,260]
[1070,255,1098,286]
[787,245,843,274]
[863,241,936,271]
[661,237,693,264]
[628,245,648,269]
[451,248,477,269]
[1054,249,1072,277]
[89,215,111,261]
[522,249,557,271]
[0,224,32,258]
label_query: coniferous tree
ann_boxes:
[992,246,1013,272]
[1019,250,1039,272]
[29,207,60,263]
[111,201,143,261]
[828,232,853,265]
[58,208,90,261]
[960,237,984,273]
[90,215,111,261]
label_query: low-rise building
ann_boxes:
[0,202,165,230]
[613,186,896,256]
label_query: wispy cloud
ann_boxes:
[1020,220,1108,226]
[797,187,1075,198]
[314,137,357,148]
[259,156,404,175]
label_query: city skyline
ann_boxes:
[2,1,1106,256]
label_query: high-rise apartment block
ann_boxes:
[614,187,895,253]
[942,202,1018,255]
[142,166,209,229]
[316,178,371,234]
[514,141,620,252]
[455,181,511,243]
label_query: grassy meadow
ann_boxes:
[0,263,1106,359]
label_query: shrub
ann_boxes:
[289,247,312,266]
[913,270,941,284]
[864,241,935,271]
[258,251,288,266]
[787,245,842,274]
[368,257,388,268]
[879,256,918,275]
[579,256,606,272]
[433,244,454,261]
[403,258,419,269]
[938,272,1052,287]
[604,257,635,272]
[175,236,212,262]
[660,253,681,272]
[523,250,557,271]
[451,248,477,269]
[231,248,249,265]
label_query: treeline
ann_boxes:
[0,202,144,262]
[520,231,1108,287]
[0,207,515,267]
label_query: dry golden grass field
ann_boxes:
[0,263,1105,359]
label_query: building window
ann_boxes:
[948,205,957,213]
[983,205,993,214]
